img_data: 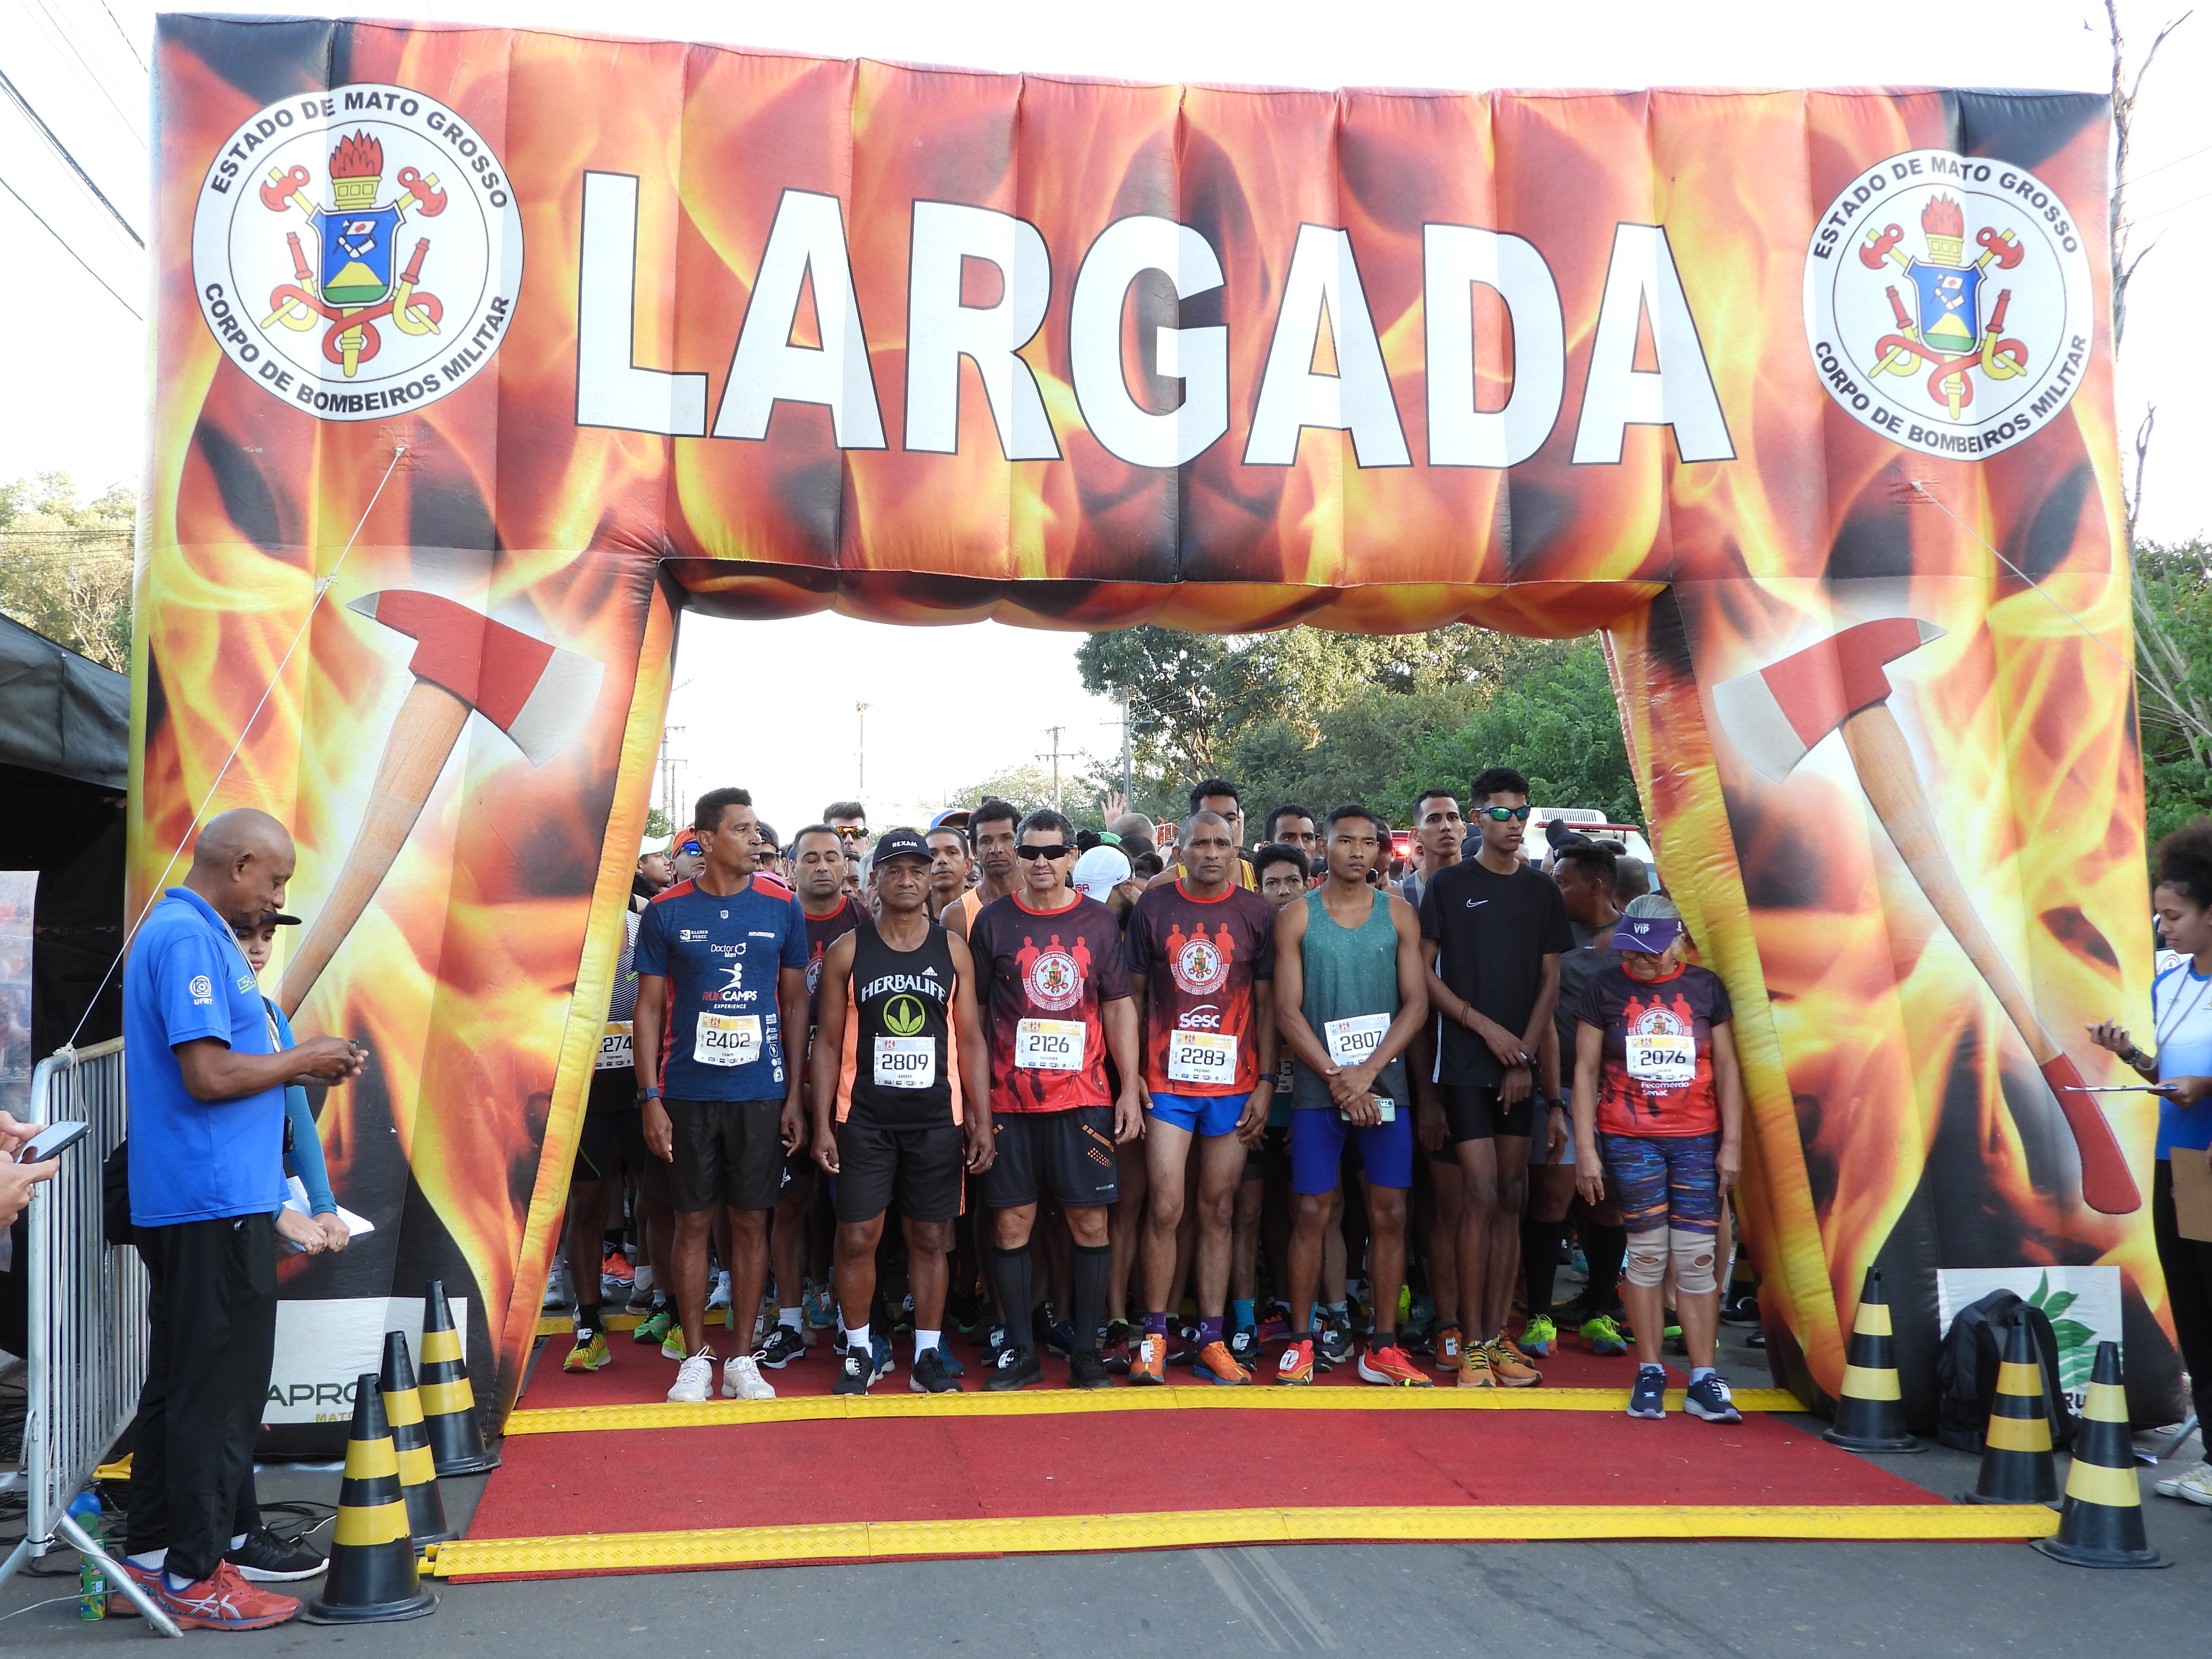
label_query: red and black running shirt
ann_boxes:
[968,890,1131,1114]
[1123,880,1276,1096]
[802,898,861,1029]
[1575,962,1733,1137]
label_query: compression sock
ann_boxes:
[1583,1222,1629,1311]
[993,1246,1037,1354]
[1072,1242,1111,1355]
[1198,1315,1223,1347]
[1231,1297,1256,1332]
[1521,1217,1567,1318]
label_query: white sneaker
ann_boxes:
[707,1271,732,1311]
[667,1351,714,1404]
[721,1353,776,1401]
[2153,1460,2212,1504]
[541,1263,570,1310]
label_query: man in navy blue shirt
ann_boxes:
[634,787,810,1406]
[119,809,363,1631]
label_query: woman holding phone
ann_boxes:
[2090,819,2212,1506]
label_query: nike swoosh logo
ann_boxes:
[1464,899,1489,908]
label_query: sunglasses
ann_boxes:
[1474,806,1532,822]
[676,841,703,855]
[1018,844,1073,862]
[834,826,868,838]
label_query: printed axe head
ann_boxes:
[348,589,603,765]
[1711,617,1945,782]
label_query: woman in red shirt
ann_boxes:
[1571,895,1745,1424]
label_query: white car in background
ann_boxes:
[1531,807,1658,888]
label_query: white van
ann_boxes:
[1530,807,1658,887]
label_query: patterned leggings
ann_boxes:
[1597,1130,1721,1237]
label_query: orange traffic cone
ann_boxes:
[380,1331,454,1548]
[1961,1313,2059,1505]
[1822,1267,1921,1453]
[2032,1341,2169,1568]
[419,1279,499,1475]
[302,1375,438,1624]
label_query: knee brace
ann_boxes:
[1670,1228,1718,1295]
[1624,1228,1669,1289]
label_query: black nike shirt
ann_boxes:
[1419,858,1574,1087]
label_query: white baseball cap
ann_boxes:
[1071,845,1131,903]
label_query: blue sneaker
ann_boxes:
[1684,1372,1741,1423]
[932,1342,965,1380]
[1626,1363,1668,1420]
[1046,1320,1079,1359]
[869,1334,895,1384]
[984,1323,1012,1366]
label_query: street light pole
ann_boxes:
[856,701,872,793]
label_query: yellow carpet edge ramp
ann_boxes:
[505,1385,1807,1434]
[427,1503,2061,1577]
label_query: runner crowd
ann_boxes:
[552,771,1755,1423]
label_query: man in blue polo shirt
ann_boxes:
[634,786,810,1406]
[118,809,364,1632]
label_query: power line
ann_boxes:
[0,61,143,246]
[0,170,140,318]
[2132,185,2212,226]
[2125,141,2212,189]
[94,0,145,74]
[27,0,148,149]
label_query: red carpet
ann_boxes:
[442,1322,1976,1580]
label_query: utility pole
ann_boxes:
[1116,696,1133,806]
[856,702,872,793]
[1040,725,1067,814]
[659,725,685,825]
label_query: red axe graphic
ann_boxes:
[277,590,603,1016]
[1711,617,2139,1215]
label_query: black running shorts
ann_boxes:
[833,1116,964,1224]
[1440,1082,1535,1144]
[978,1106,1119,1210]
[1241,1124,1291,1186]
[663,1098,786,1212]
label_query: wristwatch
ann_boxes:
[639,1085,662,1101]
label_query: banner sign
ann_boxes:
[140,14,2173,1433]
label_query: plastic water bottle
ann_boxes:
[68,1493,106,1620]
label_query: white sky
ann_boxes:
[4,0,2206,818]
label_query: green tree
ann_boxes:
[2133,540,2212,851]
[0,472,135,670]
[954,759,1107,834]
[1387,639,1639,824]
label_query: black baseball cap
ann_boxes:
[872,828,930,866]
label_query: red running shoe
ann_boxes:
[153,1561,302,1630]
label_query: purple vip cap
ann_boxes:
[1609,895,1684,954]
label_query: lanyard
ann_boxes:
[2156,967,2212,1057]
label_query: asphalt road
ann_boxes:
[7,1322,2207,1656]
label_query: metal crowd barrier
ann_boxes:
[0,1040,174,1630]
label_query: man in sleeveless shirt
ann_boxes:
[1271,805,1432,1387]
[1124,810,1278,1386]
[947,798,1021,939]
[810,830,993,1395]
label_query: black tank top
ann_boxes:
[840,918,962,1125]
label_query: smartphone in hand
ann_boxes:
[16,1121,91,1163]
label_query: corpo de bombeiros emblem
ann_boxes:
[192,87,523,420]
[1804,150,2091,459]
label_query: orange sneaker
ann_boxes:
[1487,1336,1543,1388]
[1193,1339,1252,1386]
[1274,1336,1315,1385]
[1434,1324,1464,1370]
[1458,1342,1498,1388]
[1129,1331,1168,1385]
[152,1562,301,1630]
[1356,1343,1433,1387]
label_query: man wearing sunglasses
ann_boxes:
[1416,766,1572,1389]
[825,801,870,852]
[967,809,1143,1390]
[669,830,705,886]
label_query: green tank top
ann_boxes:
[1291,886,1409,1110]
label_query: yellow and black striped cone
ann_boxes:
[2032,1341,2170,1568]
[380,1331,454,1548]
[302,1374,438,1624]
[1962,1314,2059,1505]
[1822,1267,1922,1453]
[420,1279,499,1475]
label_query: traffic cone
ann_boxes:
[1822,1267,1922,1452]
[1961,1313,2059,1504]
[419,1279,499,1475]
[302,1374,438,1624]
[379,1331,454,1548]
[2032,1341,2170,1568]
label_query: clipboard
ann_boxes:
[2172,1153,2212,1246]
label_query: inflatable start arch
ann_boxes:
[138,13,2174,1439]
